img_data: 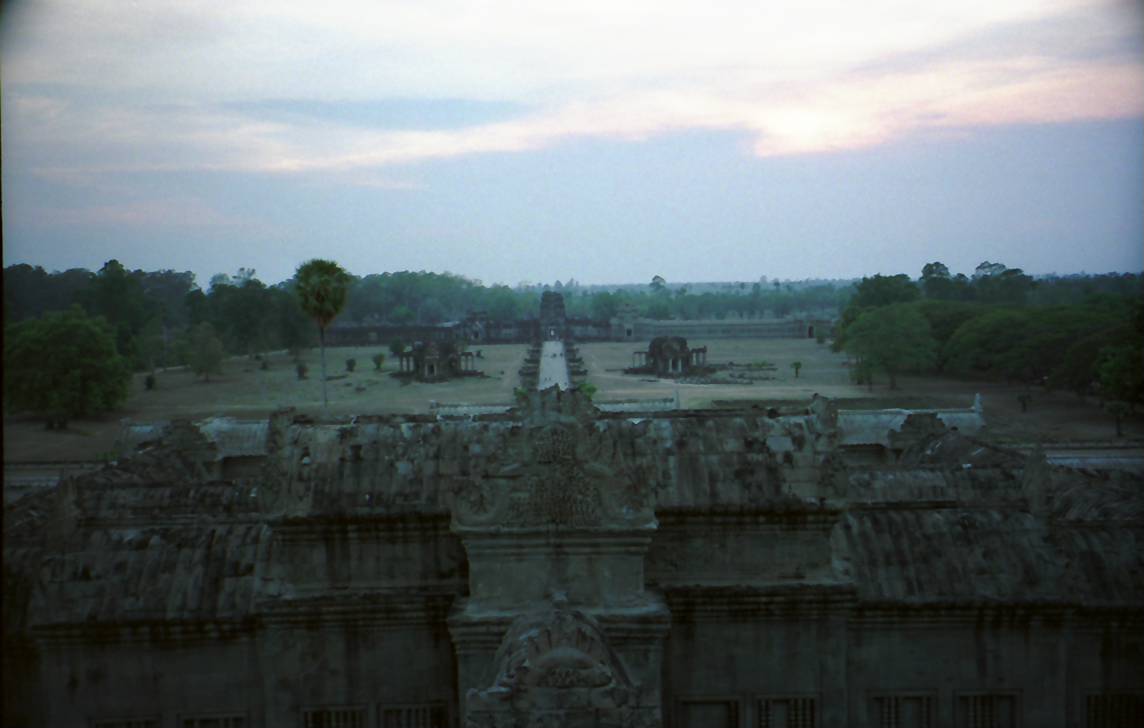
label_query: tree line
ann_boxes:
[4,261,314,372]
[4,259,355,426]
[5,257,1141,428]
[835,262,1142,430]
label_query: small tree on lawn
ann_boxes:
[791,361,803,378]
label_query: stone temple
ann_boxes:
[3,296,1143,727]
[4,390,1143,728]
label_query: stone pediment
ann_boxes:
[465,601,658,728]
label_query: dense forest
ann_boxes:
[4,260,1141,418]
[833,263,1143,422]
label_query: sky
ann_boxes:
[2,0,1142,288]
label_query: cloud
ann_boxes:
[2,0,1141,177]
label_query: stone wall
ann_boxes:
[4,390,1143,727]
[614,317,830,342]
[323,314,828,347]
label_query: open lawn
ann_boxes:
[3,344,526,462]
[5,338,1140,462]
[583,338,1141,443]
[581,338,865,407]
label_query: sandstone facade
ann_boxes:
[4,389,1142,727]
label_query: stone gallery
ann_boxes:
[395,340,480,382]
[4,387,1142,728]
[626,336,709,378]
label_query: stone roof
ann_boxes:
[118,417,268,460]
[837,401,984,447]
[29,523,269,623]
[8,394,1143,633]
[197,417,269,458]
[837,465,1144,606]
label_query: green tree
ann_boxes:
[851,274,920,309]
[78,259,156,368]
[1098,345,1144,406]
[208,272,276,355]
[645,299,672,320]
[835,274,920,351]
[942,309,1030,379]
[389,305,415,324]
[189,323,224,382]
[944,304,1125,384]
[484,285,523,321]
[791,361,803,378]
[295,259,351,407]
[1051,325,1134,394]
[975,267,1034,305]
[921,261,974,300]
[844,304,936,389]
[273,284,313,357]
[590,291,622,321]
[3,307,130,428]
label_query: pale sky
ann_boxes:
[2,0,1142,287]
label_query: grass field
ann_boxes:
[583,339,866,407]
[3,344,525,461]
[4,338,1140,462]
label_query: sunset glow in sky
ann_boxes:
[2,0,1142,285]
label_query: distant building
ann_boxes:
[628,336,709,377]
[323,294,831,347]
[396,340,478,381]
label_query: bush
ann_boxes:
[389,339,406,356]
[144,373,156,391]
[372,352,386,371]
[296,362,309,380]
[345,358,356,373]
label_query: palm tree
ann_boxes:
[294,259,351,408]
